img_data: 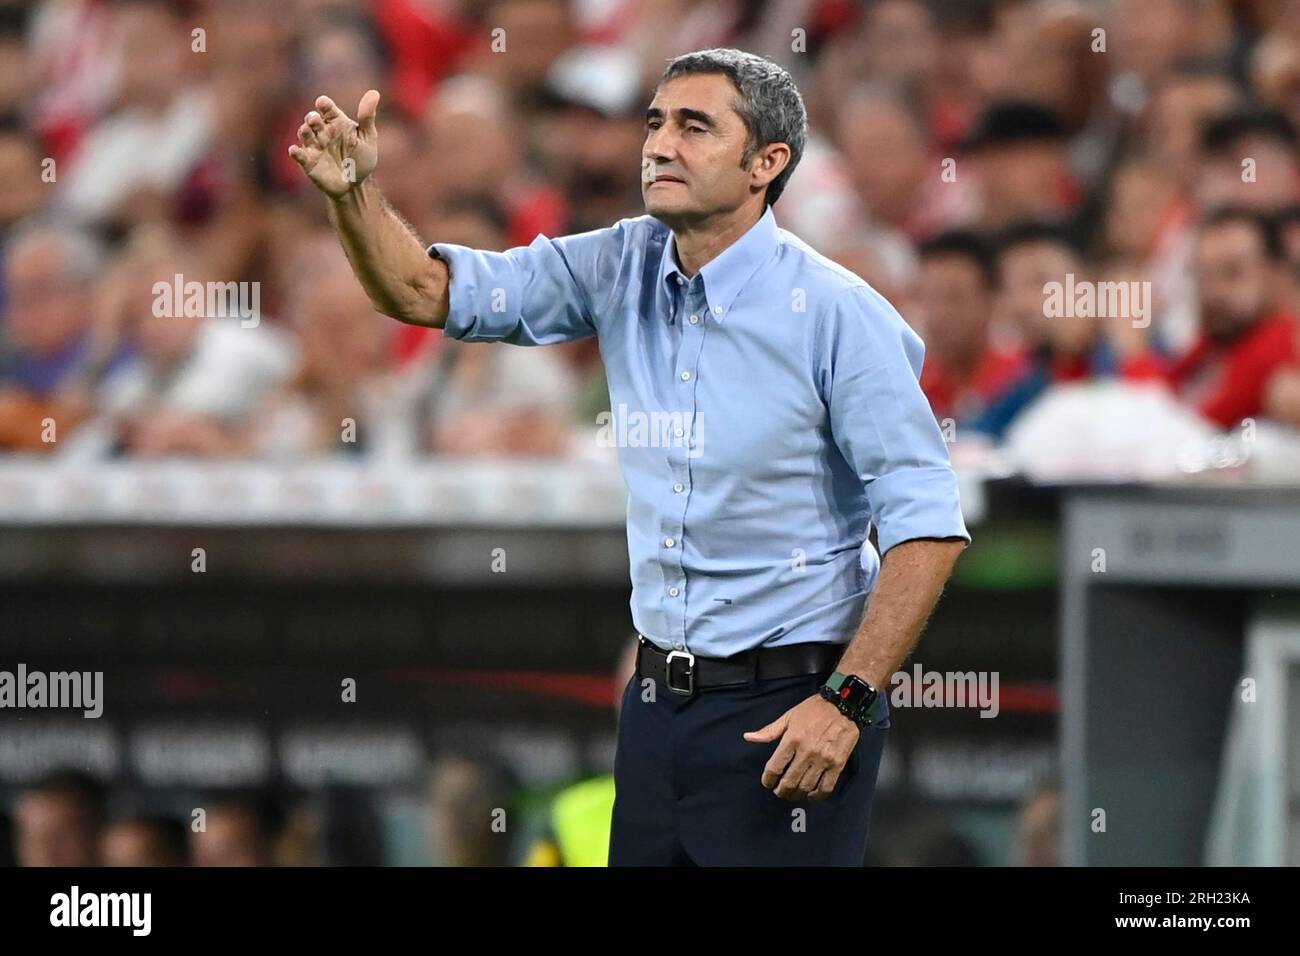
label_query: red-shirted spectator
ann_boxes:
[1119,208,1300,429]
[916,230,1027,425]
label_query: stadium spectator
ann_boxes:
[835,83,975,241]
[961,100,1082,232]
[248,249,410,459]
[416,197,581,458]
[190,792,284,867]
[916,229,1026,429]
[971,221,1139,439]
[1195,106,1300,216]
[101,815,189,867]
[1015,778,1063,866]
[425,752,517,866]
[14,769,106,867]
[421,74,567,248]
[74,246,296,458]
[1101,155,1199,352]
[465,0,577,110]
[1119,208,1300,430]
[54,0,210,229]
[1144,65,1242,192]
[537,45,647,234]
[0,223,109,451]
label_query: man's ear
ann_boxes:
[749,142,791,192]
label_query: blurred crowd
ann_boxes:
[1,762,518,866]
[0,636,1063,867]
[1,0,1299,463]
[0,763,1062,866]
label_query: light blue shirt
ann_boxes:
[429,206,969,658]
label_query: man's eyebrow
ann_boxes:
[645,106,718,128]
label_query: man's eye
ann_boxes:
[687,126,705,134]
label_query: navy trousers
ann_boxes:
[608,661,890,866]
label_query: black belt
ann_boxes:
[636,635,843,696]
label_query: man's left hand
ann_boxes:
[744,694,859,801]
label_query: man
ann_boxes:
[1196,107,1300,217]
[0,224,108,451]
[974,220,1142,440]
[1119,207,1299,429]
[290,48,969,866]
[190,793,282,867]
[915,230,1026,429]
[426,753,517,866]
[71,246,295,458]
[14,769,106,867]
[960,101,1081,232]
[101,815,189,867]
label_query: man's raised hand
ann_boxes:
[288,90,381,198]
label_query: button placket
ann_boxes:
[662,276,710,651]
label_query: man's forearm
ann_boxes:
[327,179,450,327]
[834,537,967,689]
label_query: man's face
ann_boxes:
[642,74,759,225]
[999,240,1090,351]
[973,142,1067,227]
[101,821,174,867]
[837,99,926,226]
[5,240,88,357]
[1197,137,1300,214]
[16,792,100,867]
[190,809,268,867]
[1194,221,1275,339]
[918,255,994,361]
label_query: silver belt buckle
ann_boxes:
[664,649,696,695]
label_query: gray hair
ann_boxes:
[659,48,807,207]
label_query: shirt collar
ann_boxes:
[657,206,780,324]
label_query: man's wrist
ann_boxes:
[328,176,376,212]
[819,671,879,728]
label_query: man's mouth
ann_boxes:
[652,176,685,185]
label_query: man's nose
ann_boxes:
[644,125,676,162]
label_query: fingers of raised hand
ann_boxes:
[297,121,320,150]
[315,95,341,121]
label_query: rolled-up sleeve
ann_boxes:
[428,222,624,345]
[819,285,971,554]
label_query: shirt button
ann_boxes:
[673,426,684,438]
[688,314,699,324]
[714,305,723,315]
[664,537,675,547]
[676,276,684,286]
[673,482,684,493]
[674,643,684,650]
[680,371,691,381]
[668,586,680,597]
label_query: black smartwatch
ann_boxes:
[819,671,879,729]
